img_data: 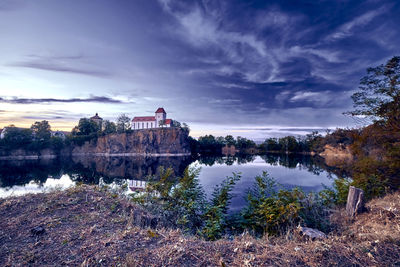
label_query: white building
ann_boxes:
[131,107,172,130]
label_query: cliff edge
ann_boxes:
[72,128,191,156]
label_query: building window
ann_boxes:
[142,123,144,128]
[146,122,148,128]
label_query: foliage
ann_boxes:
[225,135,236,146]
[102,120,117,135]
[0,125,33,150]
[242,172,300,235]
[132,166,241,240]
[72,118,100,136]
[262,137,280,151]
[31,120,51,141]
[194,135,257,155]
[197,135,224,154]
[50,137,65,152]
[242,172,332,236]
[132,167,205,233]
[346,56,400,131]
[168,167,206,232]
[132,166,337,240]
[340,57,400,199]
[181,122,190,133]
[235,136,256,152]
[201,173,241,240]
[116,114,131,133]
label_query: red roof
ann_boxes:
[165,119,172,124]
[132,116,156,122]
[155,107,166,114]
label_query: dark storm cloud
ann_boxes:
[152,0,400,129]
[0,96,126,104]
[1,0,400,134]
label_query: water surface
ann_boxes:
[0,154,336,210]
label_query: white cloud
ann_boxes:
[159,1,281,83]
[326,6,389,41]
[290,46,342,63]
[290,91,326,102]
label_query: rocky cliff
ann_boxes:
[71,128,191,156]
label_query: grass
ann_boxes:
[0,185,399,266]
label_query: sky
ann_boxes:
[0,0,399,139]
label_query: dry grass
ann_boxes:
[0,185,399,266]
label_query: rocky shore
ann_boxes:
[0,185,399,266]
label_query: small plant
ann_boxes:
[200,173,241,240]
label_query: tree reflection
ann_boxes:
[0,153,348,191]
[0,156,194,189]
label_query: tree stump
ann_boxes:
[346,186,365,217]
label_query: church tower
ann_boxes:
[155,107,166,127]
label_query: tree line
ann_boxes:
[191,131,327,155]
[0,113,190,151]
[0,121,65,152]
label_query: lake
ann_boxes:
[0,154,337,211]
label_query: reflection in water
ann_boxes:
[70,156,192,185]
[191,155,338,212]
[0,154,339,201]
[128,180,147,191]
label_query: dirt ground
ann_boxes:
[0,185,399,266]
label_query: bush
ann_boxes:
[133,168,336,240]
[200,173,241,240]
[242,172,332,236]
[132,167,241,240]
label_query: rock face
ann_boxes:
[72,128,191,156]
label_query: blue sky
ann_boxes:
[0,0,399,139]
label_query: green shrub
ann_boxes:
[200,173,241,240]
[242,172,332,236]
[133,168,335,240]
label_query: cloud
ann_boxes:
[289,46,342,63]
[290,91,327,102]
[8,54,112,77]
[326,6,389,41]
[0,96,128,104]
[159,1,282,83]
[22,115,64,120]
[9,61,111,77]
